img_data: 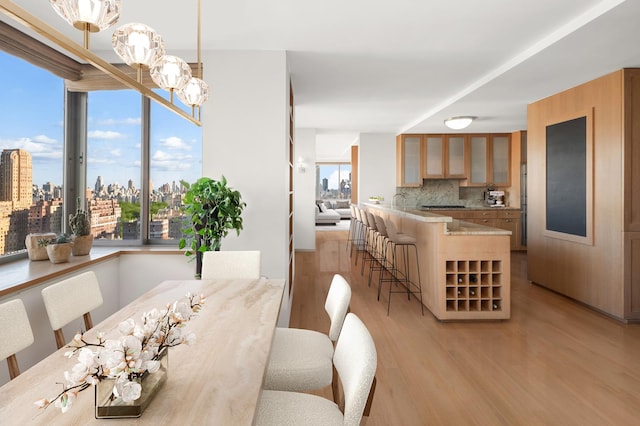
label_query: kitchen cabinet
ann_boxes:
[465,134,511,187]
[396,134,424,187]
[423,135,466,179]
[433,209,523,250]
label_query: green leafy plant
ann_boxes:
[179,176,246,276]
[69,207,91,236]
[39,234,71,246]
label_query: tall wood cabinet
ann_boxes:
[465,134,511,187]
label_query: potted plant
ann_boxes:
[69,206,93,256]
[25,232,56,260]
[41,234,73,264]
[179,176,246,277]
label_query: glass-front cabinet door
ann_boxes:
[469,136,488,185]
[446,136,466,178]
[424,135,444,178]
[396,135,423,187]
[491,135,510,186]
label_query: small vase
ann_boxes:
[95,348,168,418]
[46,243,72,264]
[71,234,94,256]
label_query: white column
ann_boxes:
[201,50,291,324]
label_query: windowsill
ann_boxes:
[0,246,184,298]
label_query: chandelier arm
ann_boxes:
[0,0,200,126]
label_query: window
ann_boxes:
[87,90,142,240]
[149,101,202,241]
[0,51,64,258]
[0,46,202,257]
[316,163,351,200]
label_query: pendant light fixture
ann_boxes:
[150,55,192,103]
[49,0,120,48]
[177,0,209,118]
[112,22,165,83]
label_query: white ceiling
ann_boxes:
[7,0,640,160]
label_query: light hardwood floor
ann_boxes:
[290,230,640,425]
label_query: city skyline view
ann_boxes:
[0,51,202,191]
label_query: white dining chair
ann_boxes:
[255,313,377,426]
[41,270,104,349]
[263,274,351,399]
[0,299,34,379]
[200,250,261,279]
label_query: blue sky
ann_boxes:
[0,51,202,191]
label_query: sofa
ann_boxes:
[315,203,341,224]
[320,200,352,219]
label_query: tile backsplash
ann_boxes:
[396,180,490,208]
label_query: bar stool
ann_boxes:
[346,204,357,256]
[354,206,369,266]
[369,215,390,289]
[377,217,424,316]
[360,211,378,276]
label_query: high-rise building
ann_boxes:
[0,149,33,254]
[95,176,104,195]
[0,149,32,210]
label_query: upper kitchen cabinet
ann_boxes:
[465,134,511,187]
[396,134,424,187]
[423,135,466,179]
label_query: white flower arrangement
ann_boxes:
[35,293,205,413]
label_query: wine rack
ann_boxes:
[445,260,502,312]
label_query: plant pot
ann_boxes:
[72,234,94,256]
[25,233,56,261]
[46,243,72,264]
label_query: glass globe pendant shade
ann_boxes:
[112,23,165,69]
[177,77,209,107]
[150,55,192,98]
[50,0,121,32]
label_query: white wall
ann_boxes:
[294,128,317,251]
[201,50,292,326]
[357,133,397,204]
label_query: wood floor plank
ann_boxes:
[291,230,640,425]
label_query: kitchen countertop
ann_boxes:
[363,203,511,236]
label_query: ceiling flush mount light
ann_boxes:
[444,116,476,130]
[49,0,121,48]
[112,23,165,82]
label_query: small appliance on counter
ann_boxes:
[486,190,506,207]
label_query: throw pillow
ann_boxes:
[336,200,349,209]
[319,202,327,213]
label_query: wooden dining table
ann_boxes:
[0,277,285,425]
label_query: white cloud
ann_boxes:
[110,149,122,157]
[151,149,195,171]
[33,134,57,144]
[0,136,62,159]
[88,130,125,140]
[160,136,191,150]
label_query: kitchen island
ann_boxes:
[364,203,511,320]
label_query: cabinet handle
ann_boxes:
[483,220,489,223]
